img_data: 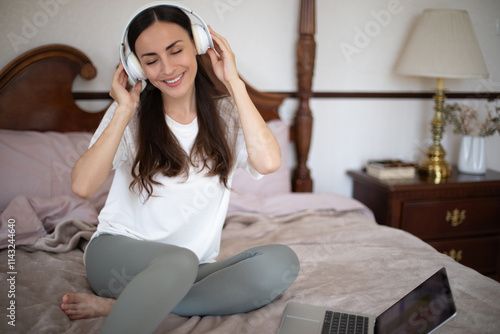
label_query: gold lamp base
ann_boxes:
[418,153,452,179]
[419,78,452,181]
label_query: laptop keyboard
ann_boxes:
[321,310,369,334]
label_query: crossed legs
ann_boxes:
[61,234,300,334]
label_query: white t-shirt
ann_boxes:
[87,97,262,263]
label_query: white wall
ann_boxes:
[1,0,499,197]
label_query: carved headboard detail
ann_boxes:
[0,44,105,132]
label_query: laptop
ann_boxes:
[278,267,456,334]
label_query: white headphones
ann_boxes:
[120,2,214,84]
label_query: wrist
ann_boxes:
[225,77,245,96]
[113,104,136,125]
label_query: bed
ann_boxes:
[1,2,500,333]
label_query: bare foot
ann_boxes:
[61,292,115,320]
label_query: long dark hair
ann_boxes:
[127,5,233,199]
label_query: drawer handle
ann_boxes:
[446,209,466,227]
[444,249,463,262]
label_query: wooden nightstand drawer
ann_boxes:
[348,168,500,281]
[401,197,500,239]
[429,236,500,277]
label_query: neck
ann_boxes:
[162,87,197,124]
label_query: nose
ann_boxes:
[159,56,175,76]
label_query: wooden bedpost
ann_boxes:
[293,0,315,192]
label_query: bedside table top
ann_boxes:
[347,167,500,191]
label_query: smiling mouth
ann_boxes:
[164,73,184,84]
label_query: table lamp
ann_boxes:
[396,9,489,180]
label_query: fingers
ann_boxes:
[110,63,128,100]
[115,63,136,89]
[113,63,128,86]
[208,26,233,59]
[109,62,141,110]
[131,81,142,99]
[206,26,241,86]
[207,48,219,67]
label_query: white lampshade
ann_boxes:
[397,9,489,79]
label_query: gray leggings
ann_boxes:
[85,234,300,334]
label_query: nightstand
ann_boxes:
[347,168,500,281]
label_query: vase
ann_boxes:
[458,136,486,174]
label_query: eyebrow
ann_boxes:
[140,40,182,58]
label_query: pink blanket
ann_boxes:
[0,199,499,333]
[0,195,97,252]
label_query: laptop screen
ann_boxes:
[374,267,456,334]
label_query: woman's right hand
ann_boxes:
[109,63,142,123]
[71,63,141,199]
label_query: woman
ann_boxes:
[60,5,299,334]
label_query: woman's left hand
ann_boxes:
[207,26,241,88]
[206,28,281,175]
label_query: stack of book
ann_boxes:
[366,160,417,179]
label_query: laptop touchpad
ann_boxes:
[279,316,322,333]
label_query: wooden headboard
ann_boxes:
[0,0,316,191]
[0,44,105,132]
[0,45,285,130]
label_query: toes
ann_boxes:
[62,292,77,304]
[63,308,79,316]
[68,313,87,320]
[60,292,114,320]
[61,302,78,311]
[62,307,83,320]
[61,293,79,311]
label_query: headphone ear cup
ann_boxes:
[192,23,210,54]
[126,53,147,83]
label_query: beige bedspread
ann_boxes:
[1,206,499,333]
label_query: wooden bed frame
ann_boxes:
[0,44,103,133]
[0,0,316,192]
[0,45,285,130]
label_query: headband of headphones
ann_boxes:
[120,1,214,84]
